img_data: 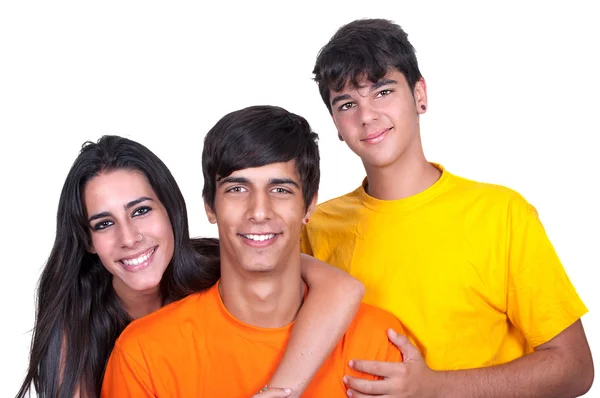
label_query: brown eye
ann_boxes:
[93,220,113,231]
[272,187,292,194]
[132,206,152,217]
[339,102,355,111]
[226,186,246,193]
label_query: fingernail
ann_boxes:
[284,389,292,393]
[348,360,354,368]
[347,390,353,397]
[343,376,348,384]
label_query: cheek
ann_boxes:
[157,218,175,248]
[334,114,355,131]
[90,235,114,258]
[217,203,246,228]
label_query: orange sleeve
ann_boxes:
[345,308,404,381]
[101,341,155,397]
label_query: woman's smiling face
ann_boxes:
[84,169,175,297]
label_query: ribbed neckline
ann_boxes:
[358,163,452,213]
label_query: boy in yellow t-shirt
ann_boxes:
[303,18,593,397]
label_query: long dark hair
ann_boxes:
[17,135,220,398]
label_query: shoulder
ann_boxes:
[313,187,363,216]
[116,291,208,350]
[447,171,536,217]
[350,303,404,332]
[308,187,364,232]
[340,303,402,362]
[450,172,521,199]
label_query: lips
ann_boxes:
[239,233,280,248]
[361,127,392,143]
[119,246,156,270]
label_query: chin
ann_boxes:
[128,278,162,293]
[244,263,276,273]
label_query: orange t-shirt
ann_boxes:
[101,283,403,397]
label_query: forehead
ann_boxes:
[84,169,155,209]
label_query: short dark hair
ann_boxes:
[313,18,423,113]
[202,105,320,211]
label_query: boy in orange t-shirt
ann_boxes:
[101,105,402,397]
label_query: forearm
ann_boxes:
[268,255,364,397]
[441,347,592,398]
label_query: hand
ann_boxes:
[343,329,441,397]
[250,386,292,398]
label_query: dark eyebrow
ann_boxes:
[87,196,153,223]
[88,212,111,223]
[371,78,397,90]
[125,196,153,210]
[330,78,398,108]
[331,93,352,107]
[218,176,250,187]
[269,178,300,188]
[218,176,300,189]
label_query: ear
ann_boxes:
[204,201,217,224]
[414,78,428,114]
[303,194,318,223]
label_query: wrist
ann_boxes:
[430,370,450,398]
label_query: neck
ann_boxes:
[113,280,163,320]
[219,260,305,328]
[363,135,441,200]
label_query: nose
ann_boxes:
[247,190,272,223]
[119,220,140,248]
[358,101,379,126]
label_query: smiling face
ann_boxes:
[84,169,175,298]
[205,161,315,275]
[329,69,427,170]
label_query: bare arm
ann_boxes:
[267,254,364,397]
[348,320,594,397]
[440,319,594,398]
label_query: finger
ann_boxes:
[346,388,394,398]
[250,387,292,398]
[348,359,398,377]
[387,329,421,361]
[343,375,390,395]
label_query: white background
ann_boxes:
[1,1,598,396]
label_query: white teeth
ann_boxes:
[244,234,275,241]
[122,248,155,266]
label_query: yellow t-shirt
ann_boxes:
[301,164,588,370]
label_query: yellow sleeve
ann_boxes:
[300,224,313,255]
[506,196,588,347]
[101,341,155,397]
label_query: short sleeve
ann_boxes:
[506,196,588,347]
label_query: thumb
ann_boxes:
[387,328,422,361]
